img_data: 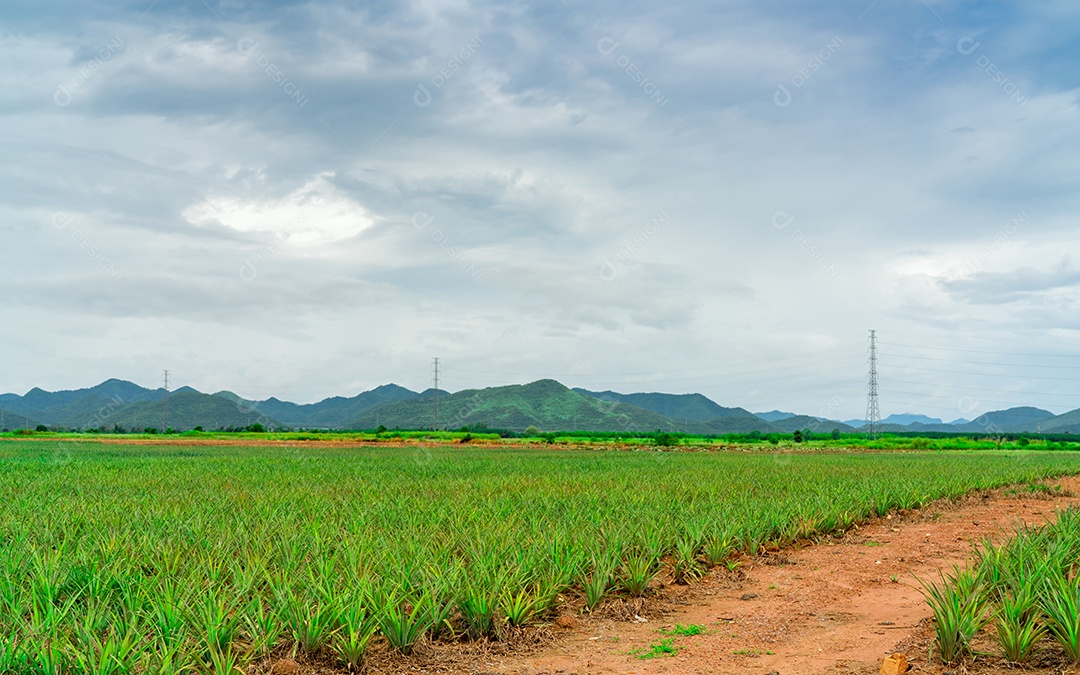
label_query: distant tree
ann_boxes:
[460,433,473,444]
[831,428,841,440]
[164,427,176,435]
[247,423,266,433]
[375,424,387,434]
[1018,437,1030,446]
[144,427,158,435]
[793,430,804,443]
[35,424,47,432]
[193,426,204,432]
[654,432,677,447]
[524,425,539,436]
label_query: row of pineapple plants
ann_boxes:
[921,505,1080,665]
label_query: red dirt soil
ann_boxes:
[334,474,1080,675]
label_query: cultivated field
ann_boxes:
[1,440,1078,673]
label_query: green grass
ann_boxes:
[660,623,706,636]
[0,440,1078,670]
[631,638,680,659]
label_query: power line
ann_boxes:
[444,343,865,380]
[879,352,1080,370]
[879,342,1080,359]
[886,378,1080,399]
[879,364,1080,383]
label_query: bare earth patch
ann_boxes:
[296,474,1080,675]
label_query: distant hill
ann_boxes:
[753,410,797,422]
[769,415,855,434]
[0,380,275,431]
[0,408,41,430]
[217,384,417,428]
[574,389,758,423]
[952,407,1055,434]
[883,413,942,426]
[3,378,1077,436]
[0,379,166,426]
[351,380,679,432]
[1035,408,1080,434]
[106,391,282,431]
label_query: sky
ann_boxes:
[2,0,1080,421]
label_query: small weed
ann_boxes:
[631,638,679,659]
[659,623,705,637]
[733,648,774,656]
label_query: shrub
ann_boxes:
[654,433,677,447]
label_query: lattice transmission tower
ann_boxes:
[162,369,170,432]
[865,330,880,439]
[432,357,440,431]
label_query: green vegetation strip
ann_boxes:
[0,441,1078,672]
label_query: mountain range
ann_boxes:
[0,378,1076,435]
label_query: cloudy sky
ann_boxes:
[2,0,1079,420]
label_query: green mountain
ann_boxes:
[691,416,773,434]
[574,389,760,422]
[6,378,1074,436]
[106,391,282,431]
[768,415,855,434]
[753,410,798,422]
[953,407,1055,434]
[217,384,417,428]
[0,379,165,425]
[1034,408,1080,434]
[0,408,41,431]
[348,379,680,432]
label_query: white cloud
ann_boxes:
[182,175,373,246]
